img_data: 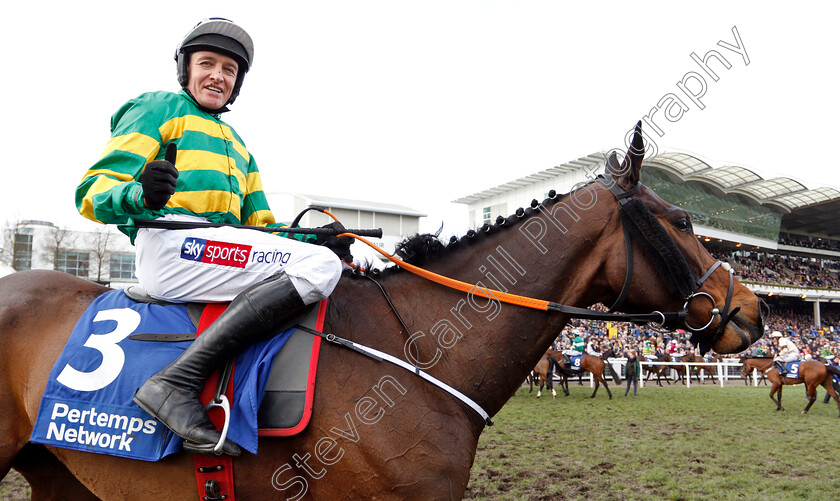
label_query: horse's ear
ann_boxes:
[625,121,644,184]
[609,121,644,190]
[605,151,621,174]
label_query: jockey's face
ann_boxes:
[188,50,239,110]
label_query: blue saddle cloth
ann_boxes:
[30,290,293,461]
[568,356,583,371]
[784,361,801,378]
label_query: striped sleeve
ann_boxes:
[240,154,275,227]
[76,95,164,224]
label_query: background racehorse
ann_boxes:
[529,350,567,399]
[681,352,723,384]
[548,348,620,399]
[641,353,674,387]
[740,356,772,385]
[0,123,767,500]
[762,360,840,415]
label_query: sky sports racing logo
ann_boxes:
[180,237,252,268]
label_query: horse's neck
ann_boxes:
[389,216,606,417]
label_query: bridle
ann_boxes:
[594,174,739,353]
[343,175,740,354]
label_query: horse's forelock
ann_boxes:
[619,197,699,298]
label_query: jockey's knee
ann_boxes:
[285,247,343,304]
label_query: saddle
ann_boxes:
[124,286,324,435]
[30,288,325,462]
[565,355,583,371]
[779,361,801,379]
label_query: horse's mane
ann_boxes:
[370,185,584,274]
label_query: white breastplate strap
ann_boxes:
[295,325,493,426]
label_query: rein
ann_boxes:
[339,175,736,353]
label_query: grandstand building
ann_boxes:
[453,151,840,332]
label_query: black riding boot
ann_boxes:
[775,361,786,376]
[133,272,307,456]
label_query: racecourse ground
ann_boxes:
[464,383,840,500]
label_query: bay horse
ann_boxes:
[681,352,722,384]
[550,348,620,399]
[641,353,674,387]
[740,356,772,385]
[530,350,563,399]
[0,123,766,500]
[529,348,616,399]
[763,360,840,415]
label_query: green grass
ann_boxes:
[465,384,840,500]
[0,470,29,501]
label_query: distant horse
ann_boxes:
[740,357,772,385]
[530,351,563,399]
[548,348,620,399]
[0,123,766,499]
[641,353,674,387]
[681,352,722,384]
[763,360,840,415]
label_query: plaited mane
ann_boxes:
[390,188,579,269]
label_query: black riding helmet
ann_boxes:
[175,18,255,106]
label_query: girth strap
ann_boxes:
[295,324,493,426]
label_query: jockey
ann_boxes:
[586,338,602,357]
[562,329,585,365]
[772,331,800,376]
[572,331,585,353]
[641,339,657,361]
[75,18,349,457]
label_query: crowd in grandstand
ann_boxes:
[709,250,840,289]
[550,309,840,364]
[779,234,840,252]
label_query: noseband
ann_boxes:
[596,174,738,353]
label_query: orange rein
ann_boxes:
[317,209,550,312]
[337,231,551,312]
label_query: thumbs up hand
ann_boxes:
[141,143,179,210]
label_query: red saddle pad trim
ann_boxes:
[194,303,235,501]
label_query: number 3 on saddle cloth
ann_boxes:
[29,289,326,461]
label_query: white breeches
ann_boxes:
[135,215,342,304]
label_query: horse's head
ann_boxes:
[592,122,766,355]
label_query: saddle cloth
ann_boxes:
[29,289,324,461]
[567,355,583,371]
[784,361,801,378]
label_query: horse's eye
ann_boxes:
[674,218,692,232]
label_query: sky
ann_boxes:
[3,1,839,241]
